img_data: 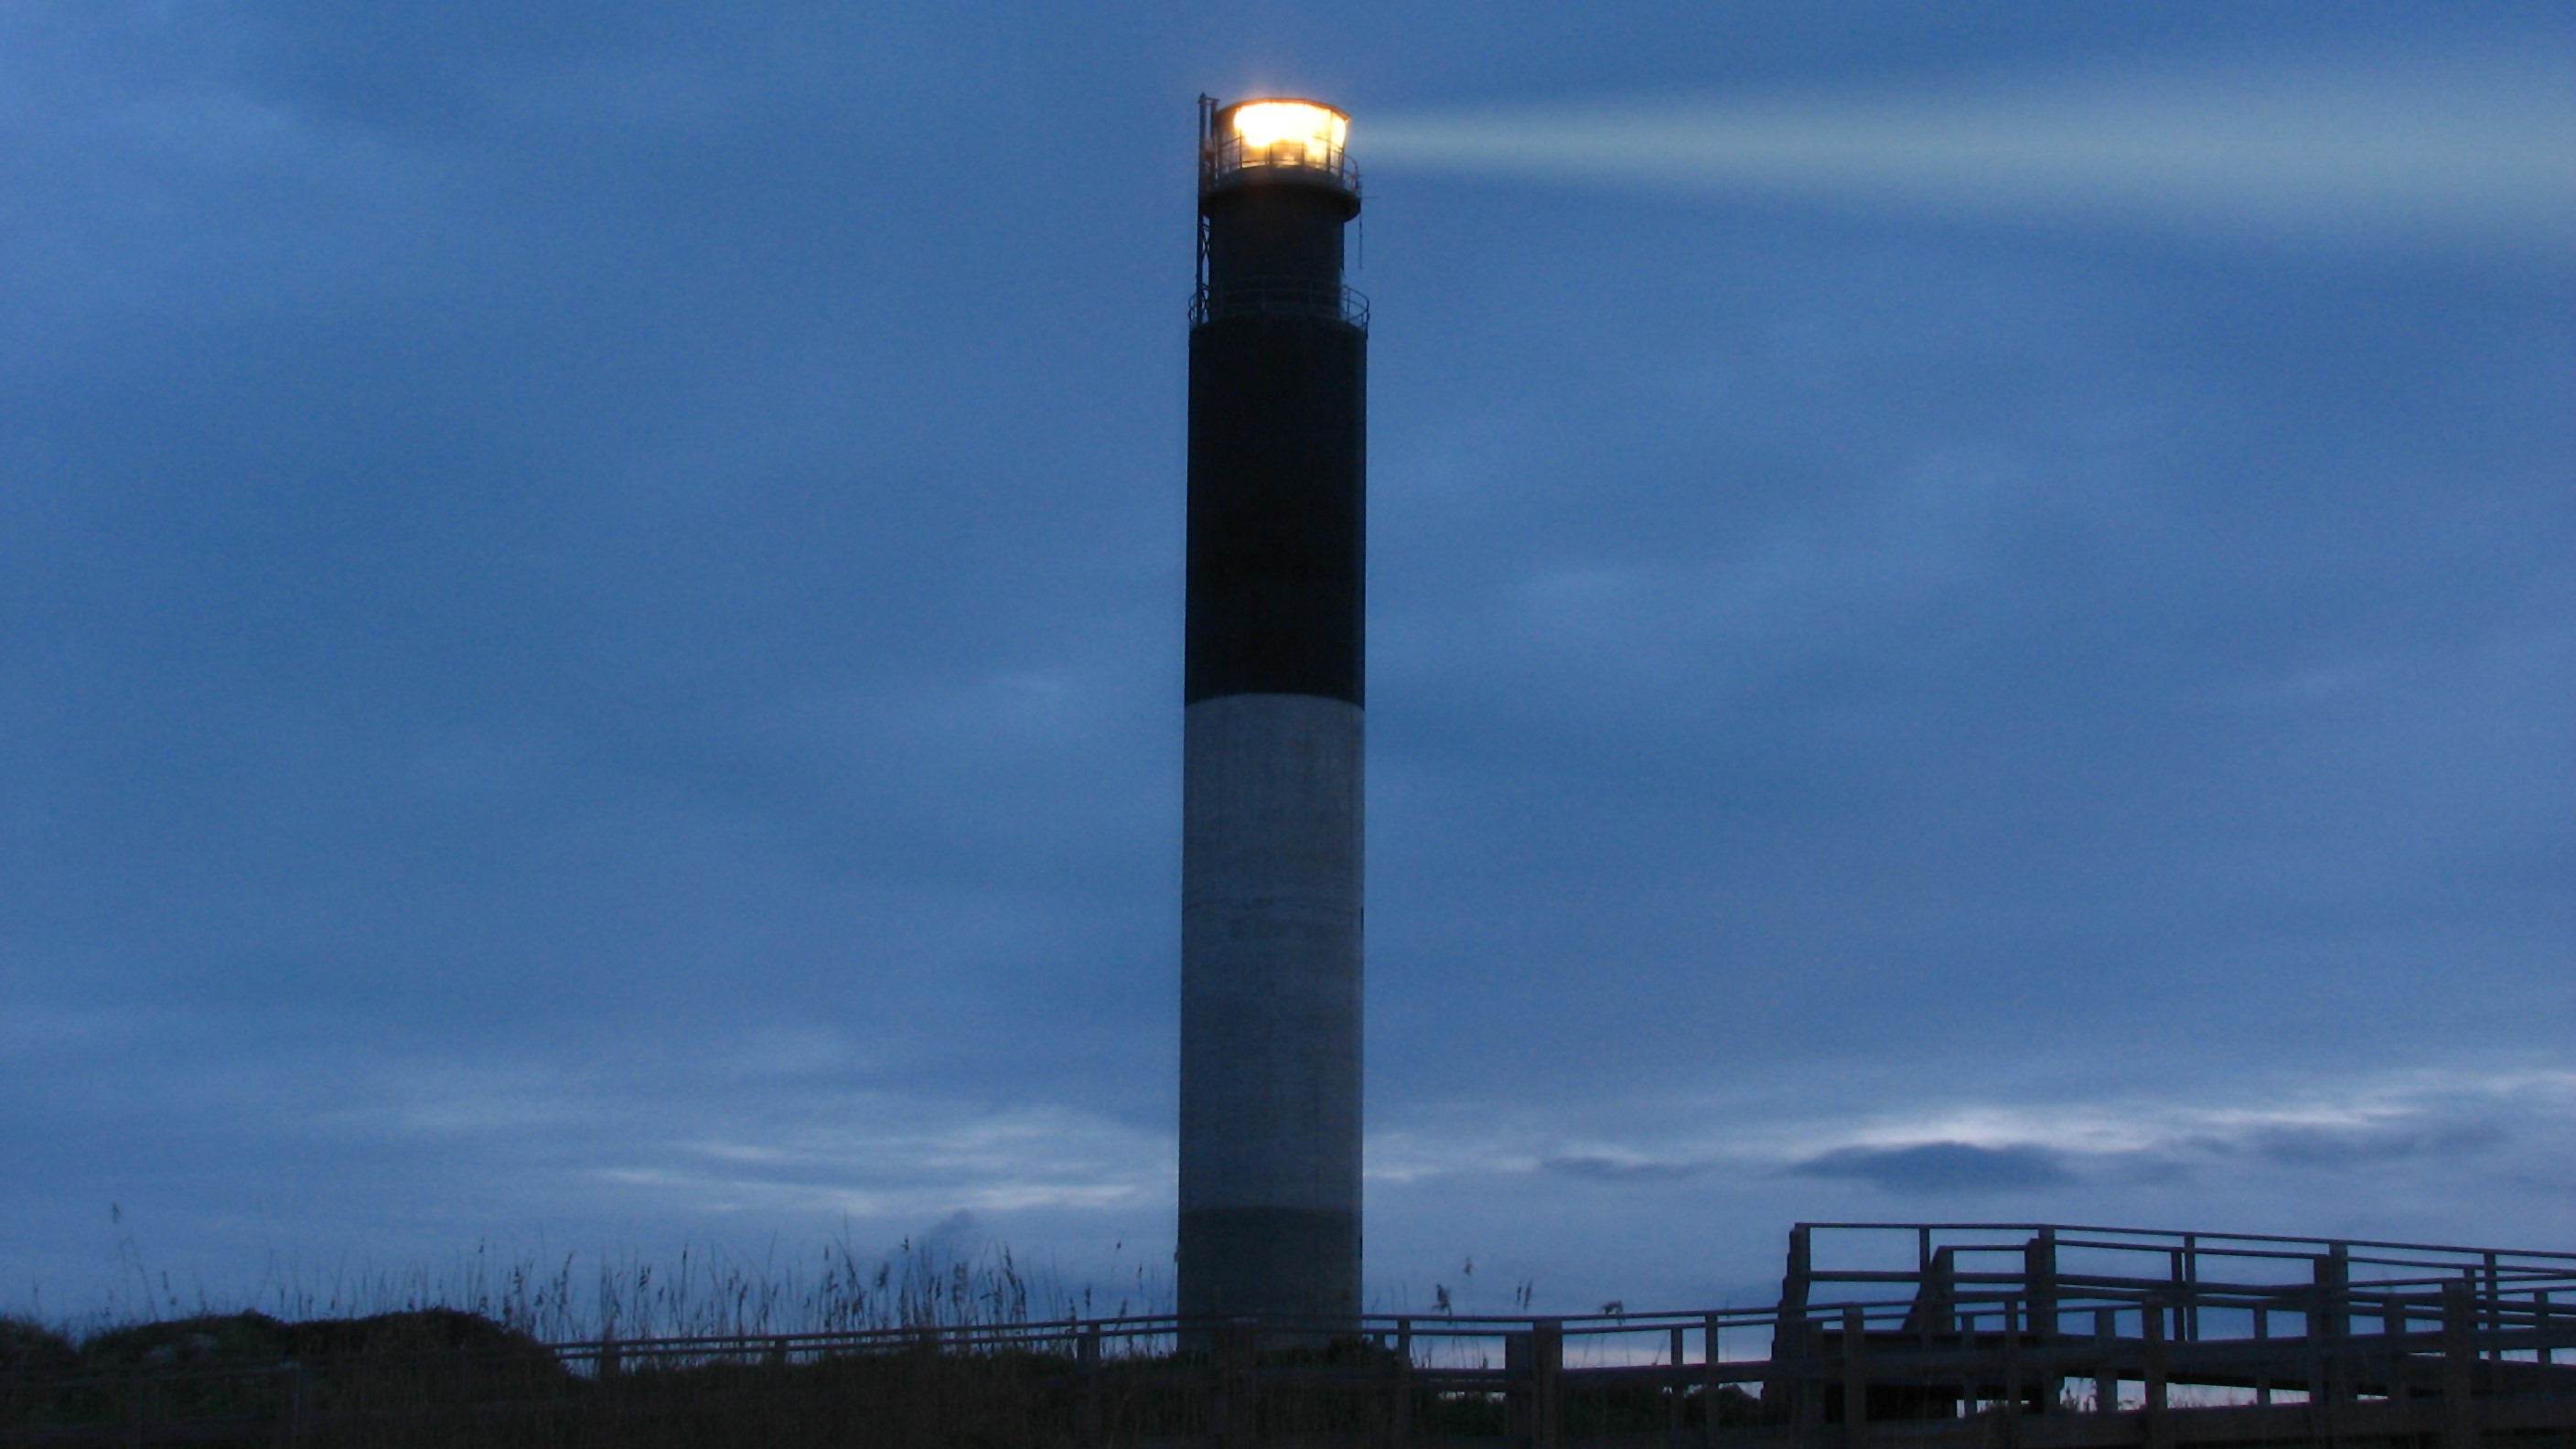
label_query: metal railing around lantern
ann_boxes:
[1200,129,1361,199]
[1189,279,1369,331]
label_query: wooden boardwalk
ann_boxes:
[6,1221,2571,1445]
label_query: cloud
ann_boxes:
[1368,1064,2570,1212]
[2227,1119,2506,1169]
[1788,1141,2076,1193]
[1540,1154,1711,1183]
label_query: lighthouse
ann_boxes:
[1176,96,1368,1330]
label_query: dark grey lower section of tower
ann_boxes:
[1179,690,1362,1326]
[1177,102,1366,1332]
[1176,1208,1360,1325]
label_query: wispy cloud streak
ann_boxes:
[1370,1064,2576,1192]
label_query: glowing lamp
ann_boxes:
[1232,101,1347,156]
[1205,97,1358,198]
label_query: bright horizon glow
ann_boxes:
[1230,100,1348,157]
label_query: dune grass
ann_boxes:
[21,1229,1168,1347]
[4,1239,1785,1445]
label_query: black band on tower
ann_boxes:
[1185,315,1366,706]
[1186,145,1367,708]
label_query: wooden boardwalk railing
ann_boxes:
[5,1221,2571,1446]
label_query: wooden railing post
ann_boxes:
[1772,1226,1815,1427]
[2025,1229,2058,1413]
[2383,1293,2410,1403]
[2443,1278,2479,1449]
[1532,1318,1562,1449]
[1393,1316,1413,1442]
[1506,1329,1532,1443]
[1783,1227,1813,1317]
[2483,1252,2501,1368]
[2002,1294,2024,1442]
[2314,1243,2351,1411]
[2181,1235,2199,1343]
[1926,1245,1959,1412]
[1078,1320,1102,1449]
[1669,1323,1687,1434]
[1702,1313,1724,1448]
[2093,1307,2119,1416]
[2252,1292,2272,1406]
[1841,1305,1868,1449]
[2142,1299,2172,1449]
[2318,1278,2338,1412]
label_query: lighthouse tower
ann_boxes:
[1176,96,1368,1330]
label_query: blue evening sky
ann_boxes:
[5,1,2570,1322]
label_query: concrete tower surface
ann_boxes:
[1178,96,1367,1329]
